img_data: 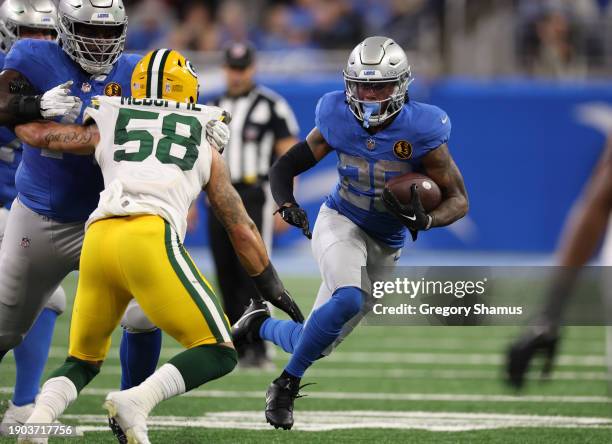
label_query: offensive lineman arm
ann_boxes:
[0,70,81,124]
[206,149,305,323]
[14,120,99,155]
[269,127,333,238]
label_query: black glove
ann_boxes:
[269,288,305,323]
[274,204,312,239]
[252,264,305,323]
[382,184,432,242]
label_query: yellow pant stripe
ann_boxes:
[164,222,231,343]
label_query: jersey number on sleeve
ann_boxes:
[113,108,203,171]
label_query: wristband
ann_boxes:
[252,263,283,300]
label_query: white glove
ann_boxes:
[206,119,230,154]
[39,81,82,120]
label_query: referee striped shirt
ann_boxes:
[209,86,299,185]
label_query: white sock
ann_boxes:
[27,377,77,424]
[123,364,186,414]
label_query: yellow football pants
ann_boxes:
[69,215,232,362]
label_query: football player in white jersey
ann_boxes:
[14,49,303,444]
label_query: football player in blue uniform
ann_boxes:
[0,0,229,414]
[233,36,469,429]
[0,0,68,430]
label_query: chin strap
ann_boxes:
[361,102,380,128]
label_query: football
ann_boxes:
[386,172,442,212]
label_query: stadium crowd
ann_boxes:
[122,0,612,78]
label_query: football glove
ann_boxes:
[382,184,432,242]
[267,289,305,324]
[40,81,82,120]
[206,119,230,154]
[252,264,305,323]
[275,204,311,239]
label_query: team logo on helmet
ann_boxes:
[104,82,122,97]
[186,60,197,78]
[393,140,412,159]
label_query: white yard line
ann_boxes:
[62,410,612,432]
[1,387,609,403]
[45,364,609,381]
[41,348,607,367]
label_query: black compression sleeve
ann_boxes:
[8,94,42,122]
[269,140,317,206]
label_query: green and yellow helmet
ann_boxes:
[131,48,199,103]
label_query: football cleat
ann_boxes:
[1,401,34,435]
[265,375,312,430]
[506,327,559,390]
[231,298,270,347]
[103,391,150,444]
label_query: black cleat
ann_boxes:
[265,375,307,430]
[506,328,559,390]
[107,416,127,444]
[232,299,270,347]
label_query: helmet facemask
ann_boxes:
[344,74,410,128]
[58,15,127,75]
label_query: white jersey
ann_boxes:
[84,96,224,240]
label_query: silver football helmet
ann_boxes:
[0,0,57,52]
[57,0,127,75]
[343,36,413,128]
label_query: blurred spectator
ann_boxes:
[217,0,251,44]
[256,3,313,50]
[518,1,588,78]
[310,0,364,49]
[166,1,219,51]
[126,0,175,50]
[379,0,439,52]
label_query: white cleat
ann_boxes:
[0,401,34,432]
[1,401,35,437]
[103,391,150,444]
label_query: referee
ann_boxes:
[208,41,299,367]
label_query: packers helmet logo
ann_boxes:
[185,60,197,78]
[104,82,122,97]
[393,140,412,159]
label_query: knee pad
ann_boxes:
[121,301,157,333]
[45,286,67,315]
[332,286,364,323]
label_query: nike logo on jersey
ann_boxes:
[441,115,448,124]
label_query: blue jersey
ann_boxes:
[316,91,451,248]
[0,51,21,208]
[4,39,140,222]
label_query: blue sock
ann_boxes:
[285,286,363,378]
[120,328,162,390]
[12,308,58,406]
[259,318,303,354]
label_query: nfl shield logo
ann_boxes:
[20,237,30,248]
[366,138,376,150]
[81,82,92,93]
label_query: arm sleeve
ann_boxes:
[269,140,318,206]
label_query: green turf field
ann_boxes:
[1,273,610,443]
